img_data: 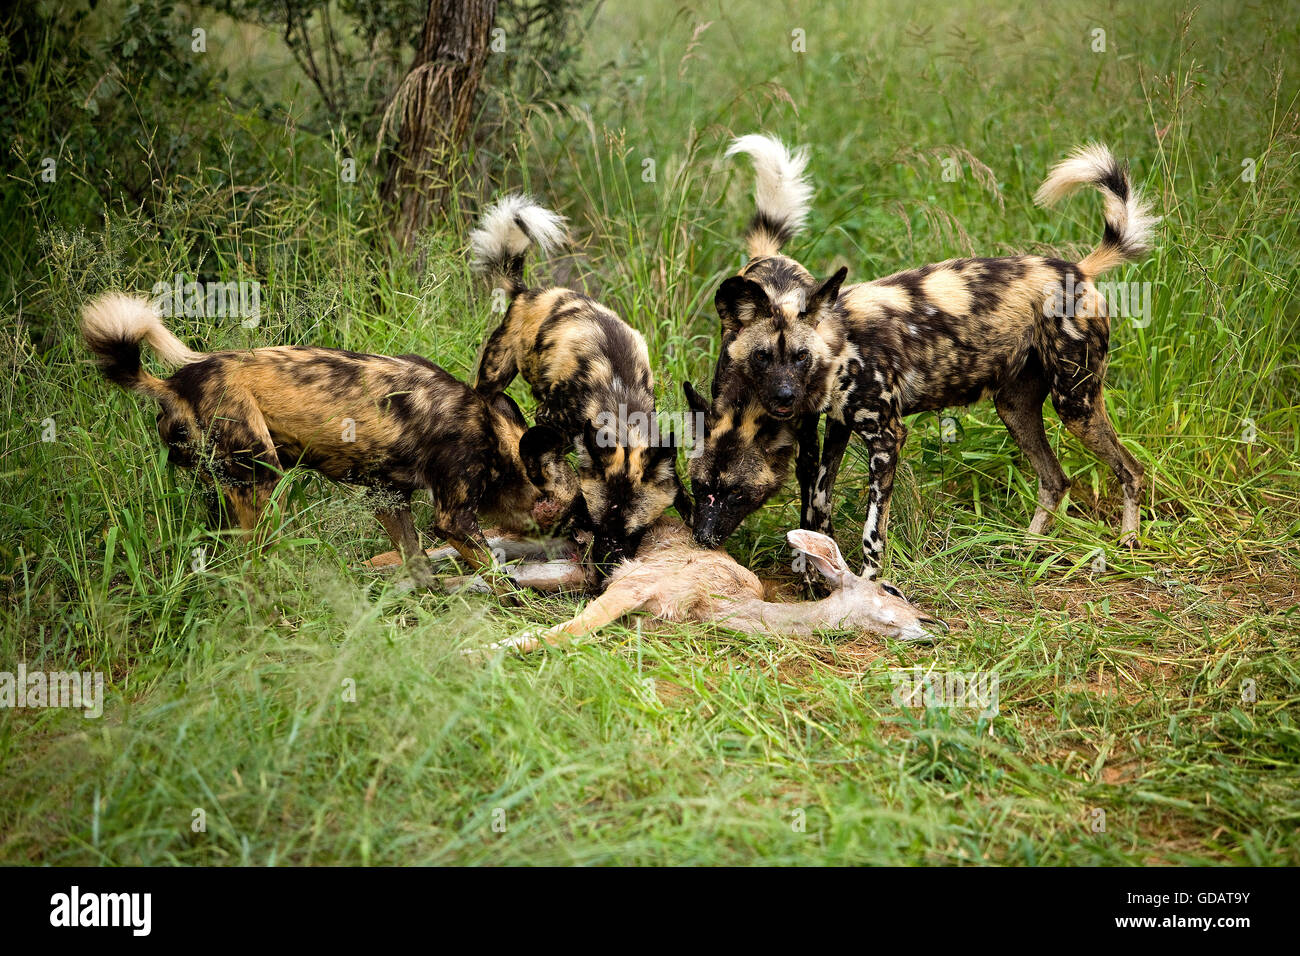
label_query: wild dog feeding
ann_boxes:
[693,139,1158,577]
[471,194,690,569]
[79,293,575,595]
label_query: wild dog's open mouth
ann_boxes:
[771,405,794,419]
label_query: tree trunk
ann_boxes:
[381,0,498,248]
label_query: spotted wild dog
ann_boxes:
[683,381,800,547]
[471,194,689,570]
[691,134,847,549]
[694,143,1158,577]
[80,293,576,593]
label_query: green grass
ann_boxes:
[2,0,1298,864]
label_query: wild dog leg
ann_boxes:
[856,412,906,579]
[807,418,852,535]
[798,416,848,595]
[440,507,523,598]
[472,316,519,398]
[216,399,285,548]
[1049,329,1144,546]
[1055,395,1144,547]
[376,505,437,588]
[795,413,822,530]
[994,371,1068,538]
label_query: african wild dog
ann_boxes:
[684,380,799,547]
[691,134,845,549]
[471,194,688,570]
[80,293,576,593]
[695,142,1158,577]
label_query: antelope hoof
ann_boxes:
[461,627,546,658]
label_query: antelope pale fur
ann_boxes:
[476,517,943,653]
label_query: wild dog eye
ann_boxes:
[755,349,772,366]
[795,348,811,364]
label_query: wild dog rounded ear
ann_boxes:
[683,381,710,415]
[518,424,567,485]
[491,392,528,429]
[806,266,848,320]
[682,381,711,438]
[715,276,774,336]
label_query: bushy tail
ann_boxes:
[80,292,203,396]
[469,194,568,297]
[726,133,813,259]
[1034,143,1159,278]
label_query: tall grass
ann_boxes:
[1,0,1297,865]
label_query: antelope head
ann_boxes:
[786,529,945,642]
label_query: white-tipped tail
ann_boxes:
[726,133,813,256]
[1034,143,1159,277]
[469,194,568,292]
[81,292,203,368]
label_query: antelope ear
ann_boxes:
[715,276,773,337]
[805,266,848,321]
[786,529,850,586]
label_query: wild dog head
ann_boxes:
[684,381,796,550]
[715,264,847,420]
[483,395,579,534]
[558,416,683,567]
[717,133,844,418]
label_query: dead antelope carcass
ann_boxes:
[483,517,945,653]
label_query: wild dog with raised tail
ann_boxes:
[695,142,1158,576]
[80,293,576,592]
[471,194,688,570]
[692,134,847,548]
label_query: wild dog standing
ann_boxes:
[691,134,847,549]
[80,293,575,592]
[471,194,688,568]
[694,143,1158,577]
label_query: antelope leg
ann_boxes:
[476,584,648,655]
[360,534,577,572]
[443,559,587,594]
